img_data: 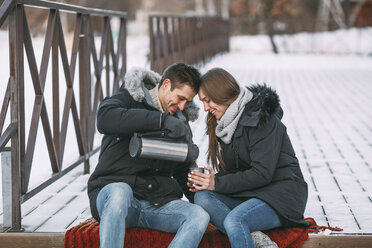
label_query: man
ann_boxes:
[87,63,209,248]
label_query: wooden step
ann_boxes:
[303,235,372,247]
[0,233,64,248]
[0,233,371,248]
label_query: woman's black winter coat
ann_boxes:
[214,84,309,227]
[87,68,198,222]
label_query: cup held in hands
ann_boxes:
[189,167,205,187]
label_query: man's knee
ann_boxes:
[186,204,210,230]
[100,182,133,210]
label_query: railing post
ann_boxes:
[7,3,22,232]
[1,147,11,229]
[1,147,23,231]
[149,16,155,71]
[79,14,90,174]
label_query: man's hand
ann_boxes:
[162,113,191,142]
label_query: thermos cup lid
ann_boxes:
[129,135,142,158]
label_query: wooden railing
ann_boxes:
[149,15,229,73]
[0,0,127,231]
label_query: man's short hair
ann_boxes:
[160,63,201,93]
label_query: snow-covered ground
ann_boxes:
[1,27,372,233]
[231,27,372,55]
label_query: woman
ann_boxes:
[188,68,309,248]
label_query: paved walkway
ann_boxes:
[1,50,372,234]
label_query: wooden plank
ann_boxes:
[0,233,64,248]
[0,233,372,248]
[303,235,372,247]
[18,0,127,18]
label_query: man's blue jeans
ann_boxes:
[194,190,281,248]
[96,182,210,248]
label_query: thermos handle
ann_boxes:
[136,131,167,138]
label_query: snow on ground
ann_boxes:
[231,27,372,55]
[1,27,372,233]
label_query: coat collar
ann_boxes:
[242,84,282,127]
[233,84,283,137]
[121,67,199,122]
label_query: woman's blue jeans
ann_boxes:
[96,182,210,248]
[194,190,281,248]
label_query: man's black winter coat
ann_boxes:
[87,68,198,222]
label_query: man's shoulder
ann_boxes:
[109,87,136,102]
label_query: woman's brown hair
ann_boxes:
[201,68,240,171]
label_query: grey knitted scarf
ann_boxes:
[216,87,253,144]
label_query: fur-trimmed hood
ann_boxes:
[121,67,199,122]
[243,84,283,127]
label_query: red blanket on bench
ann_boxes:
[64,217,339,248]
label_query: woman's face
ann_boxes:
[198,89,228,120]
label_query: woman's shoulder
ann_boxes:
[240,84,283,127]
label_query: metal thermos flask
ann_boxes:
[129,132,199,162]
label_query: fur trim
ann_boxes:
[184,101,199,122]
[123,67,161,102]
[247,83,281,125]
[122,67,199,122]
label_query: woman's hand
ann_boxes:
[187,167,215,192]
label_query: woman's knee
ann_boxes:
[223,210,245,233]
[194,190,215,208]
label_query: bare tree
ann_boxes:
[230,0,302,53]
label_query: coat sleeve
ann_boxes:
[97,90,162,135]
[214,117,285,194]
[173,161,195,203]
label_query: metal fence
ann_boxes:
[149,15,229,73]
[0,0,127,231]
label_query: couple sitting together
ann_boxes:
[87,63,309,248]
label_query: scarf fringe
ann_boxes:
[305,218,343,233]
